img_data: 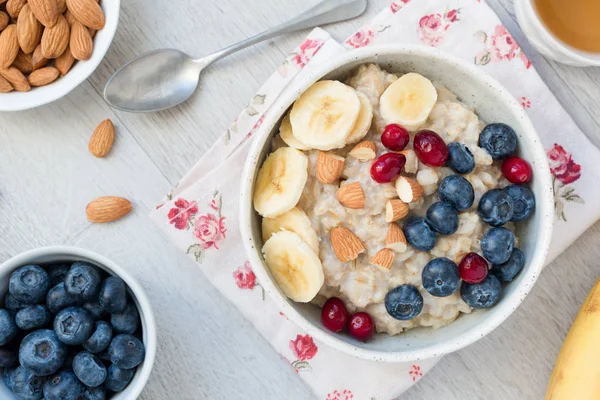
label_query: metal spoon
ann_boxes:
[104,0,367,113]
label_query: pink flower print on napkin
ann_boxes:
[547,144,584,221]
[390,0,410,13]
[520,96,531,109]
[289,334,318,371]
[291,39,325,68]
[417,10,460,47]
[233,261,256,289]
[167,198,198,230]
[409,364,423,381]
[475,25,531,69]
[326,389,354,400]
[193,213,227,250]
[345,29,375,49]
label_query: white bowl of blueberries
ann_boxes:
[0,247,156,399]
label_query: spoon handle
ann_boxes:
[195,0,367,67]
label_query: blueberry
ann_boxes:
[461,274,502,309]
[83,301,106,320]
[43,370,84,400]
[0,345,17,367]
[19,329,67,376]
[446,142,475,174]
[65,263,102,302]
[385,285,423,321]
[438,175,475,211]
[16,305,52,330]
[46,283,82,314]
[104,364,134,392]
[111,302,140,335]
[478,189,514,227]
[425,201,459,235]
[479,123,517,160]
[422,258,461,297]
[504,185,535,222]
[481,227,515,264]
[108,334,145,369]
[82,386,107,400]
[48,264,70,287]
[83,321,113,354]
[9,265,50,305]
[4,293,29,313]
[73,352,107,387]
[12,366,45,400]
[403,217,437,251]
[98,277,128,314]
[54,307,94,345]
[0,309,17,346]
[492,248,525,282]
[3,366,16,390]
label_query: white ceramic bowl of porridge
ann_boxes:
[240,45,553,363]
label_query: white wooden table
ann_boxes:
[1,0,599,398]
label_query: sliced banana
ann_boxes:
[253,147,308,218]
[262,207,320,254]
[262,231,324,303]
[380,73,438,131]
[290,80,360,151]
[345,91,374,144]
[279,114,311,151]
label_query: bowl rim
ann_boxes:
[0,0,121,112]
[0,245,156,398]
[239,44,554,363]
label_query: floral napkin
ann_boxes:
[150,0,600,398]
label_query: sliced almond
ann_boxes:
[88,119,115,157]
[0,24,19,68]
[86,196,132,223]
[399,149,418,174]
[330,226,366,262]
[41,14,69,58]
[386,223,407,253]
[28,0,58,27]
[54,45,74,75]
[348,140,377,161]
[12,51,33,73]
[0,11,9,31]
[370,248,395,271]
[0,74,13,92]
[316,151,345,184]
[31,43,49,69]
[395,176,424,203]
[66,0,105,30]
[28,66,59,86]
[385,199,409,222]
[6,0,27,19]
[0,66,30,91]
[336,182,364,209]
[17,4,43,54]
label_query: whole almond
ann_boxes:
[56,0,67,14]
[6,0,27,19]
[88,119,114,157]
[12,50,33,73]
[41,15,69,58]
[70,20,91,60]
[0,11,9,31]
[0,74,13,92]
[28,0,58,27]
[54,45,74,75]
[17,4,43,54]
[64,9,77,25]
[66,0,104,30]
[31,43,49,69]
[336,182,365,209]
[0,66,30,91]
[86,196,132,223]
[0,24,19,67]
[28,66,59,86]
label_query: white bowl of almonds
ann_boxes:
[0,0,119,111]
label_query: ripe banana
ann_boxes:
[545,277,600,400]
[279,113,310,150]
[290,80,360,150]
[345,91,374,144]
[380,73,438,131]
[262,231,324,303]
[262,207,320,254]
[253,147,308,218]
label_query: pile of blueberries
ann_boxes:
[385,123,536,321]
[0,262,145,399]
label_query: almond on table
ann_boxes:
[86,196,132,223]
[88,119,115,158]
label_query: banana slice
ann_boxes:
[262,207,320,253]
[345,91,374,144]
[290,80,360,150]
[262,231,324,303]
[279,114,311,150]
[253,147,308,218]
[380,73,438,131]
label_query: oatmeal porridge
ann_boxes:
[253,63,535,338]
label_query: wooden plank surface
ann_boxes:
[1,0,599,399]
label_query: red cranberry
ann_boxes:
[381,124,410,151]
[502,156,532,184]
[459,253,489,284]
[321,297,349,332]
[347,312,375,341]
[370,153,406,183]
[413,130,449,167]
